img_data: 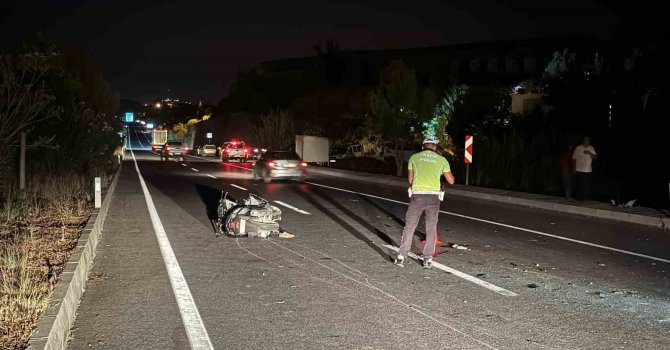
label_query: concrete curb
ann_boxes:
[26,164,123,350]
[307,167,670,230]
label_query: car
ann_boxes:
[253,150,307,183]
[329,144,364,163]
[160,141,188,161]
[201,144,217,157]
[220,140,251,162]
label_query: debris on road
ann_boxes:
[597,262,606,267]
[527,283,538,288]
[449,243,470,250]
[278,231,295,239]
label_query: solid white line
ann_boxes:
[230,184,248,191]
[207,174,217,179]
[302,181,670,265]
[130,150,214,350]
[274,200,311,215]
[191,168,199,172]
[384,244,517,297]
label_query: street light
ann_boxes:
[155,102,162,109]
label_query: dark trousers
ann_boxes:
[574,172,592,201]
[399,194,440,258]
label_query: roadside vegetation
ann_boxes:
[0,40,121,349]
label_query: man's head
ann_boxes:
[582,136,591,146]
[423,138,438,151]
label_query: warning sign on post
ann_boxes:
[464,135,473,164]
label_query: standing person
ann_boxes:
[395,138,455,269]
[572,136,597,201]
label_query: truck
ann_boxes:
[295,135,329,163]
[151,129,168,153]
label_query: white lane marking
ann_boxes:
[302,181,670,265]
[230,184,248,191]
[191,168,199,172]
[182,163,188,167]
[207,174,217,179]
[130,150,214,350]
[268,240,500,350]
[384,244,517,297]
[274,200,311,215]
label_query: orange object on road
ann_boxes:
[421,230,442,246]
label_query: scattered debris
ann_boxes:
[527,284,538,288]
[278,231,295,239]
[597,262,606,267]
[484,244,491,248]
[596,292,607,298]
[612,291,625,295]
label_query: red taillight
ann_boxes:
[183,145,189,151]
[165,146,171,151]
[243,148,248,153]
[226,149,231,154]
[300,162,307,167]
[267,161,275,168]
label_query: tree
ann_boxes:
[0,51,60,188]
[173,122,188,140]
[423,85,463,156]
[370,59,425,176]
[314,40,345,84]
[253,110,295,150]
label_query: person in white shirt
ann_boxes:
[572,136,597,200]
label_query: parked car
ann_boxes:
[160,141,188,161]
[329,144,362,163]
[201,144,217,157]
[253,150,306,183]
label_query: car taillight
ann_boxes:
[300,162,307,167]
[243,148,248,153]
[267,161,275,168]
[226,149,231,154]
[165,146,171,151]
[183,145,188,151]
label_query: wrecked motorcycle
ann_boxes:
[216,192,283,238]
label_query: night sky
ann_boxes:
[0,1,650,104]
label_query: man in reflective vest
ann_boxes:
[395,138,455,269]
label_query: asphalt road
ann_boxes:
[68,129,670,349]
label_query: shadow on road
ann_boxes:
[358,195,427,242]
[293,187,396,261]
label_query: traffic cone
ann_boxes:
[421,230,442,246]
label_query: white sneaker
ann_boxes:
[394,255,405,267]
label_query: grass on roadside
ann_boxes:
[0,171,97,350]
